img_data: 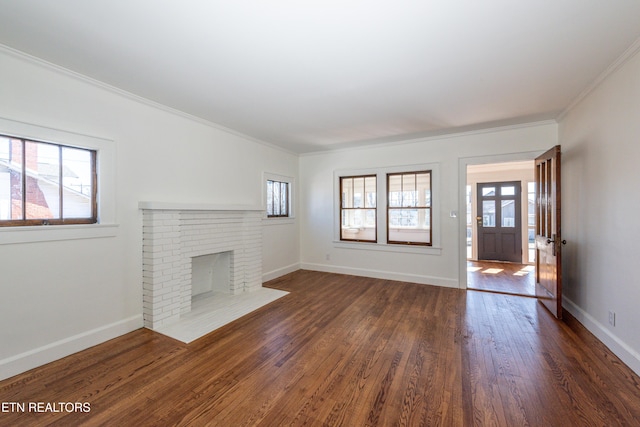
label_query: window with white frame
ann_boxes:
[265,173,294,219]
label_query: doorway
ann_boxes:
[465,160,536,297]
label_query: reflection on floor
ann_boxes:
[467,260,535,297]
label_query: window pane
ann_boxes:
[528,181,535,227]
[0,137,21,220]
[466,185,472,226]
[482,200,495,227]
[388,208,430,244]
[388,174,402,207]
[273,182,281,215]
[341,208,376,241]
[364,176,376,208]
[417,172,431,207]
[402,174,416,207]
[353,177,364,208]
[501,186,515,196]
[25,141,58,220]
[482,187,495,197]
[343,208,375,228]
[528,228,536,262]
[280,182,288,215]
[266,181,273,215]
[62,146,93,218]
[389,208,416,227]
[341,177,353,208]
[501,200,515,227]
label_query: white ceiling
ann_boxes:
[1,1,639,154]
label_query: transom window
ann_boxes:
[387,171,432,245]
[266,179,290,217]
[340,175,377,242]
[0,134,97,226]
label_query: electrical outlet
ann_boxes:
[325,253,331,261]
[608,311,616,327]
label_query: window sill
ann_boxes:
[333,240,442,255]
[0,223,119,245]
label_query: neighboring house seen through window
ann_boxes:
[0,134,97,226]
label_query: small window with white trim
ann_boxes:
[266,179,290,217]
[264,173,294,219]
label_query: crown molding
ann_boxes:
[558,36,640,121]
[0,44,297,157]
[300,119,558,157]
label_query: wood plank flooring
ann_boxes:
[1,270,640,426]
[467,261,536,297]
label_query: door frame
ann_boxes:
[458,150,542,289]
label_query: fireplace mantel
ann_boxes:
[139,201,263,211]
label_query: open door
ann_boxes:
[535,146,563,319]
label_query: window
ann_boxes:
[334,163,440,252]
[0,134,97,226]
[266,179,290,217]
[340,175,376,242]
[387,171,431,245]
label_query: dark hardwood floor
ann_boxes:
[467,260,536,297]
[1,270,640,426]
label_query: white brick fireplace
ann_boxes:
[140,202,263,330]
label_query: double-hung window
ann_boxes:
[387,171,431,245]
[336,166,437,248]
[340,175,376,242]
[0,134,97,226]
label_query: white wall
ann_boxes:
[0,47,299,380]
[299,123,557,287]
[559,46,640,374]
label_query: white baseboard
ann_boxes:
[563,298,640,376]
[262,263,301,283]
[0,314,143,381]
[300,262,459,288]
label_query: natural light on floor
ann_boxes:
[514,265,535,276]
[482,268,504,274]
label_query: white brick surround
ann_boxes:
[140,203,263,330]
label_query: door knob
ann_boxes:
[547,238,567,245]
